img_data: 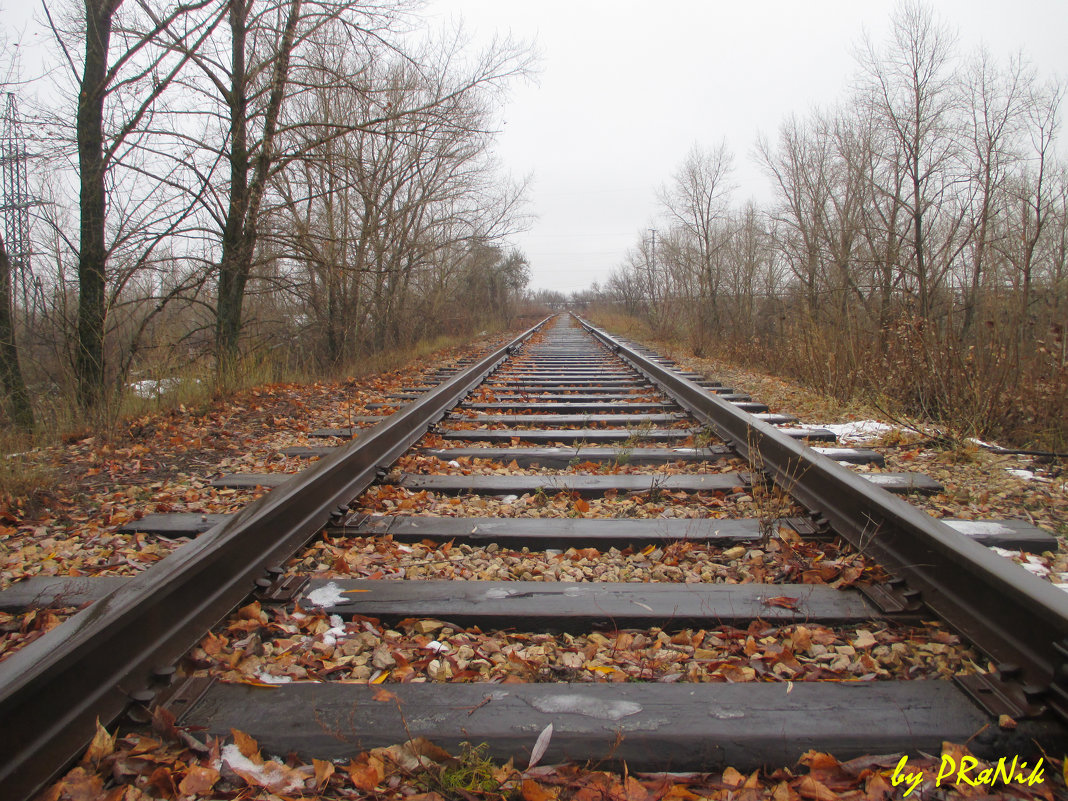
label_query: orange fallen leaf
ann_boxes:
[661,783,702,801]
[231,729,260,761]
[346,757,386,790]
[722,766,744,787]
[798,775,837,801]
[313,758,335,790]
[178,765,220,795]
[373,687,397,702]
[522,779,557,801]
[82,718,116,766]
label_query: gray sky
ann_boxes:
[425,0,1067,294]
[3,0,1064,295]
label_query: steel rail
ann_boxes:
[576,314,1068,721]
[0,317,549,801]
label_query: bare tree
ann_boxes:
[997,76,1063,338]
[43,0,223,410]
[856,0,964,320]
[156,1,532,374]
[657,142,734,349]
[271,39,531,365]
[757,114,831,315]
[957,48,1030,333]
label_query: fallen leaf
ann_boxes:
[528,722,554,770]
[373,687,397,702]
[523,778,558,801]
[178,765,220,795]
[82,718,116,766]
[231,729,260,761]
[346,757,386,791]
[798,775,837,801]
[313,758,335,790]
[722,766,744,787]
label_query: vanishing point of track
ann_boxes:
[2,313,1067,800]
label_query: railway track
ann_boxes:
[2,313,1067,799]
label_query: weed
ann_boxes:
[420,742,513,800]
[568,437,589,468]
[615,420,654,466]
[645,473,668,504]
[744,429,808,547]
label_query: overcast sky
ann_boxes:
[3,1,1064,295]
[424,0,1067,294]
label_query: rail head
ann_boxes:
[574,314,1068,720]
[0,316,552,801]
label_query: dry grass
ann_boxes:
[0,430,57,514]
[589,308,1068,452]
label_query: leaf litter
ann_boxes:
[41,719,1064,800]
[184,601,980,686]
[14,333,1068,799]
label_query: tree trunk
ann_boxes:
[215,0,302,375]
[215,0,251,375]
[75,0,118,410]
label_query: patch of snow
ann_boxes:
[485,587,516,600]
[989,547,1051,577]
[322,618,347,645]
[448,460,461,468]
[424,640,450,653]
[814,447,863,458]
[129,377,201,398]
[222,744,305,795]
[531,694,642,720]
[500,494,519,503]
[944,520,1010,536]
[1006,468,1052,484]
[304,581,346,609]
[813,420,895,444]
[1022,555,1051,576]
[254,672,293,685]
